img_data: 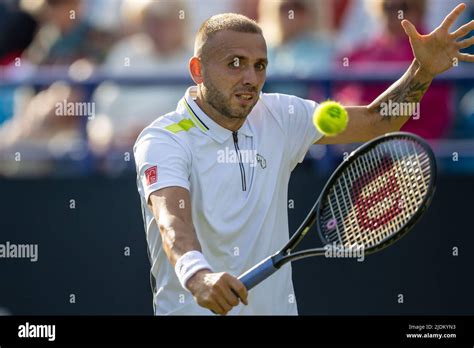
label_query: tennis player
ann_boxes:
[134,5,473,315]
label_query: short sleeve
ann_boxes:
[262,94,323,170]
[134,129,191,203]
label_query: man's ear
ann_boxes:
[189,57,204,84]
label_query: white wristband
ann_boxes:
[175,251,213,291]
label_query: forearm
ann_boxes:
[367,58,434,132]
[158,215,202,267]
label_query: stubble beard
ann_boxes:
[202,78,257,120]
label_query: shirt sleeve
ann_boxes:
[134,129,191,203]
[266,94,323,170]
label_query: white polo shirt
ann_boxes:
[134,86,322,315]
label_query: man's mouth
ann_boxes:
[235,93,255,102]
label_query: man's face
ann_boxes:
[199,30,268,119]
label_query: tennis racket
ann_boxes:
[238,131,437,291]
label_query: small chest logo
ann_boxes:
[145,166,158,185]
[257,154,267,169]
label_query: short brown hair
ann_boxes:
[194,13,263,57]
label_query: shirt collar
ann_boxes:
[182,86,254,143]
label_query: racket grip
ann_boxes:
[238,255,278,291]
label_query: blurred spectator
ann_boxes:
[89,0,192,154]
[333,0,381,55]
[333,0,472,55]
[182,0,240,37]
[334,0,454,139]
[0,4,38,66]
[82,0,123,32]
[236,0,261,21]
[259,0,334,98]
[0,3,38,126]
[25,0,115,65]
[0,0,116,176]
[260,0,334,77]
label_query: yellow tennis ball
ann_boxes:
[313,100,348,136]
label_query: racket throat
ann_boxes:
[272,252,287,268]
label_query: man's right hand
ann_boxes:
[186,269,248,315]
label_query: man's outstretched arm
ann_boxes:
[317,59,432,144]
[317,3,474,145]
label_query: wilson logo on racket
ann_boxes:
[351,156,402,230]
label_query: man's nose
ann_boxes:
[242,66,258,86]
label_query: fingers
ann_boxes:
[457,53,474,62]
[218,285,240,308]
[457,36,474,49]
[441,3,466,31]
[452,20,474,39]
[212,302,227,315]
[228,277,249,306]
[205,273,245,315]
[214,294,232,315]
[214,276,239,309]
[216,274,248,308]
[193,272,248,315]
[401,20,420,40]
[197,294,225,315]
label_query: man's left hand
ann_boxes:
[402,3,474,77]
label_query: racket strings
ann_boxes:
[320,137,433,250]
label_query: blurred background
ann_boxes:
[0,0,473,315]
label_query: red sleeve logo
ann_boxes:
[144,166,158,186]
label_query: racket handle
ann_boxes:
[238,255,278,290]
[210,256,278,314]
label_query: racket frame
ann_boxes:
[239,132,437,288]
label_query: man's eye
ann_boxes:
[256,63,266,71]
